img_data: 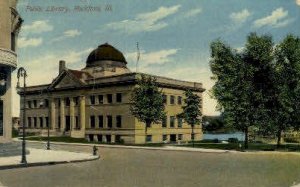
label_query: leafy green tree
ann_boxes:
[180,90,202,147]
[130,74,166,143]
[272,35,300,147]
[210,33,274,149]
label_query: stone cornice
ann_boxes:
[0,48,17,68]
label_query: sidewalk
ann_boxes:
[0,148,99,170]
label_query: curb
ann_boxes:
[0,155,100,170]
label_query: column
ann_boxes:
[60,98,65,131]
[111,135,115,143]
[70,97,75,130]
[50,98,56,130]
[79,96,86,130]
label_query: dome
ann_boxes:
[86,43,127,68]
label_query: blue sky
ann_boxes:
[12,0,300,116]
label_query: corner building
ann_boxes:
[19,43,205,144]
[0,0,22,142]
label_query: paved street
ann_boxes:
[0,143,300,187]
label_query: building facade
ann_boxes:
[0,0,22,142]
[18,43,205,144]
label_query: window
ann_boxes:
[177,96,182,105]
[33,117,37,128]
[33,100,37,108]
[75,116,80,129]
[39,117,43,128]
[162,116,167,128]
[177,117,183,128]
[116,93,122,103]
[27,117,31,128]
[65,98,70,107]
[170,96,175,104]
[98,95,103,104]
[58,99,61,107]
[27,101,31,108]
[162,94,167,104]
[178,134,183,141]
[11,33,16,51]
[44,99,49,107]
[45,117,49,128]
[146,135,152,142]
[107,115,112,128]
[170,116,175,128]
[58,116,61,129]
[162,135,167,141]
[116,115,122,128]
[90,95,95,105]
[74,97,79,106]
[98,115,103,128]
[90,116,95,128]
[107,94,113,103]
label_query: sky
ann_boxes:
[12,0,300,117]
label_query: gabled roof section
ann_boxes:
[48,69,93,90]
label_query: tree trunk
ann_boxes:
[276,129,282,149]
[145,121,150,144]
[244,127,248,149]
[192,124,195,148]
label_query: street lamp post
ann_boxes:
[39,90,51,150]
[17,67,27,164]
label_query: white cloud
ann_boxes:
[52,29,82,42]
[296,0,300,6]
[22,20,53,34]
[184,8,202,18]
[125,48,179,67]
[106,5,181,34]
[18,37,43,48]
[230,9,251,24]
[253,7,293,28]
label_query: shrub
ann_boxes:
[284,137,299,143]
[228,138,239,143]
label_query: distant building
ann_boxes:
[18,43,204,144]
[0,0,23,142]
[12,117,20,130]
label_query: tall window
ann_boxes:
[45,117,49,128]
[170,116,175,128]
[177,96,182,105]
[116,115,122,128]
[90,95,95,105]
[98,115,103,128]
[58,116,61,129]
[44,99,49,107]
[170,96,175,104]
[27,117,31,128]
[162,135,167,141]
[75,116,79,129]
[90,116,95,128]
[177,117,183,128]
[27,101,31,108]
[39,117,43,128]
[33,117,37,128]
[107,94,113,103]
[116,93,122,103]
[162,94,167,104]
[178,134,183,141]
[11,33,16,51]
[162,116,167,128]
[74,97,79,106]
[107,115,112,128]
[33,100,37,108]
[65,98,70,107]
[98,95,104,104]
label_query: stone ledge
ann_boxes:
[0,48,17,68]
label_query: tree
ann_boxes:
[130,74,166,143]
[180,90,202,147]
[272,35,300,147]
[210,33,274,149]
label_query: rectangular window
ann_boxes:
[98,115,103,128]
[74,97,79,106]
[39,117,43,128]
[170,116,175,128]
[75,116,79,129]
[65,98,70,107]
[27,117,31,128]
[90,116,95,128]
[58,116,61,129]
[107,115,112,128]
[163,135,167,141]
[98,95,104,104]
[146,135,152,142]
[162,116,167,128]
[116,115,122,128]
[116,93,122,103]
[178,134,183,141]
[162,94,167,104]
[107,94,113,103]
[44,99,49,107]
[178,96,182,105]
[177,117,183,128]
[170,96,175,104]
[33,100,37,108]
[11,33,16,51]
[33,117,37,128]
[27,101,31,108]
[90,95,95,105]
[45,117,49,128]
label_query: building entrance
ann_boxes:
[170,134,176,142]
[65,116,70,131]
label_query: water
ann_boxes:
[203,132,245,141]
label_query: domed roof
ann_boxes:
[86,43,127,68]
